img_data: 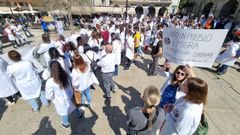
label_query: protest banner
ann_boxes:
[163,28,228,67]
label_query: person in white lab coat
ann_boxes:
[71,54,93,106]
[56,18,64,35]
[161,77,208,135]
[0,57,19,105]
[124,30,134,70]
[4,24,18,48]
[45,61,82,128]
[34,33,55,68]
[7,50,49,112]
[48,47,71,76]
[215,31,240,75]
[15,22,29,45]
[111,33,122,76]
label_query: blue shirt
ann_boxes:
[159,84,178,108]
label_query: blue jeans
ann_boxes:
[81,87,91,104]
[61,108,82,125]
[218,64,229,74]
[137,46,145,56]
[27,91,49,111]
[114,65,119,76]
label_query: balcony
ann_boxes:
[111,0,172,6]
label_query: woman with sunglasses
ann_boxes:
[161,77,208,135]
[157,62,195,109]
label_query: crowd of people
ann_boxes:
[0,19,33,54]
[0,12,240,134]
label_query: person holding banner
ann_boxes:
[149,32,163,76]
[157,63,195,109]
[215,30,240,75]
[161,77,208,135]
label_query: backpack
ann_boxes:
[193,112,208,135]
[85,51,99,71]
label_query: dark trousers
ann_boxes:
[6,96,14,103]
[217,64,229,74]
[149,55,160,75]
[24,29,33,37]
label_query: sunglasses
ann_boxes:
[176,71,186,76]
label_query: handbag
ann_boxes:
[193,112,209,135]
[73,89,82,106]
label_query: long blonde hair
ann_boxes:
[142,85,160,128]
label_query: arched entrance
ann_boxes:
[135,6,144,18]
[201,2,214,17]
[219,0,238,18]
[158,7,168,16]
[148,6,156,16]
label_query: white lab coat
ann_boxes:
[54,40,65,55]
[126,36,134,60]
[0,58,18,97]
[56,21,64,35]
[6,60,41,100]
[16,24,27,41]
[45,78,76,116]
[71,67,93,91]
[161,97,203,135]
[112,40,122,65]
[4,28,16,41]
[215,41,240,66]
[37,42,55,67]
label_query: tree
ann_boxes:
[179,0,188,9]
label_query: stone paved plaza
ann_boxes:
[0,29,240,135]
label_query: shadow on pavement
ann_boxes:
[71,107,98,135]
[0,99,7,120]
[115,83,143,113]
[133,57,152,74]
[32,116,56,135]
[102,100,127,135]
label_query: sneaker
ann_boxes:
[45,103,50,107]
[111,90,116,93]
[103,95,111,99]
[61,123,70,128]
[85,104,92,108]
[6,101,15,106]
[32,108,40,113]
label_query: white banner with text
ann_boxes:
[163,28,228,67]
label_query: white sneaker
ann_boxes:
[6,101,15,106]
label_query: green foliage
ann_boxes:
[179,0,188,9]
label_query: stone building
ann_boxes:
[181,0,240,19]
[0,0,181,16]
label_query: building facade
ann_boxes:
[0,0,181,16]
[181,0,240,19]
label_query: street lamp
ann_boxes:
[124,0,129,52]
